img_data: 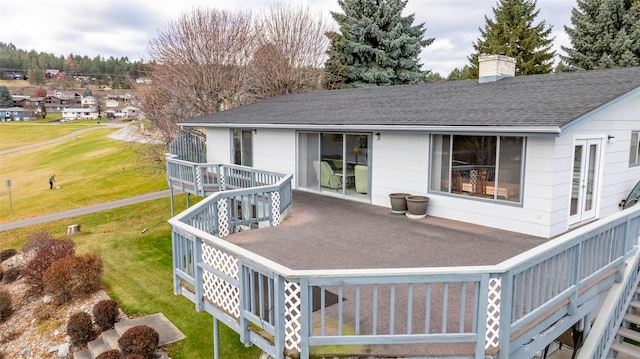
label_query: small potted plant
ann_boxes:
[389,193,411,214]
[405,195,429,219]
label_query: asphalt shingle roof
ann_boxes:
[183,66,640,129]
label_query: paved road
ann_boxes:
[0,189,173,232]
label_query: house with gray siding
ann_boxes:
[179,56,640,239]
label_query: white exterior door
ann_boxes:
[568,138,602,226]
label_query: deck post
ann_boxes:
[299,278,310,359]
[498,272,513,359]
[213,318,220,359]
[273,275,286,359]
[169,185,174,217]
[194,236,204,311]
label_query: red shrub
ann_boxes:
[0,290,12,323]
[117,325,159,359]
[93,299,119,331]
[67,312,94,346]
[43,253,103,304]
[0,249,17,262]
[96,349,124,359]
[23,238,75,293]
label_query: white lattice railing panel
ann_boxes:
[217,199,229,237]
[196,168,202,191]
[202,243,240,317]
[271,191,282,226]
[284,281,302,351]
[485,277,501,350]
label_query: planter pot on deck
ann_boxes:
[405,196,429,219]
[389,193,411,214]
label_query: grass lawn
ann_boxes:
[0,122,260,358]
[0,119,105,151]
[0,127,167,222]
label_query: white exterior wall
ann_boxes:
[205,128,231,164]
[370,131,429,207]
[252,129,296,185]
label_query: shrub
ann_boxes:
[23,238,75,294]
[0,290,12,323]
[1,267,21,284]
[0,249,17,262]
[32,302,52,322]
[43,253,103,304]
[67,312,94,346]
[117,325,159,359]
[96,349,124,359]
[93,299,119,331]
[124,355,144,359]
[21,231,54,253]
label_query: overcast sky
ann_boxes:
[0,0,576,76]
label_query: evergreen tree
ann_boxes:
[562,0,640,70]
[323,0,434,88]
[447,65,474,81]
[468,0,555,78]
[0,86,13,108]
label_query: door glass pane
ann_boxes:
[319,133,343,191]
[347,134,369,197]
[297,132,319,190]
[232,130,242,165]
[584,144,597,211]
[242,130,252,166]
[570,145,583,216]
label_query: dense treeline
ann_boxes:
[0,42,148,87]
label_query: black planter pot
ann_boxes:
[405,196,429,219]
[389,193,411,214]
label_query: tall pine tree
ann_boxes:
[561,0,640,70]
[323,0,433,88]
[0,86,12,108]
[468,0,555,78]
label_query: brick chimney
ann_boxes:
[478,55,516,83]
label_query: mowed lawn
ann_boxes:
[0,122,260,358]
[0,125,167,222]
[0,121,103,151]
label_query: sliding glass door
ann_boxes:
[297,132,370,199]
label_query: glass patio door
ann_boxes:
[569,138,601,226]
[297,132,370,198]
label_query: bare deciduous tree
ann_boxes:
[248,2,332,100]
[141,8,256,145]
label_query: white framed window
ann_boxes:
[630,131,640,167]
[430,134,524,203]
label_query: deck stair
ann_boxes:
[73,313,185,359]
[608,288,640,359]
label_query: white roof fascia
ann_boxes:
[179,122,561,136]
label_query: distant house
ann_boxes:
[135,77,152,84]
[61,107,99,121]
[81,96,96,107]
[179,56,640,238]
[106,105,142,120]
[105,99,119,108]
[0,107,38,121]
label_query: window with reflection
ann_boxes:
[430,135,524,203]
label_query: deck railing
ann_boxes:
[169,178,640,359]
